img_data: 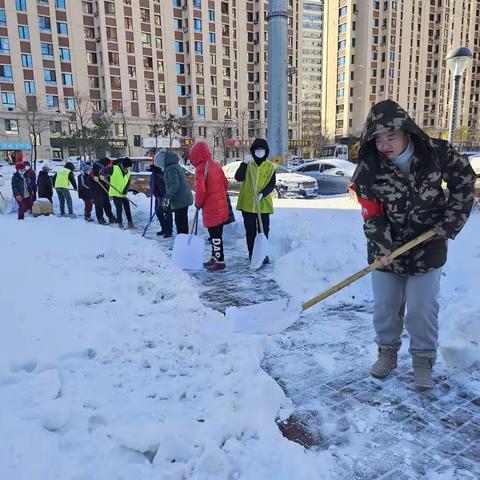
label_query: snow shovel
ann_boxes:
[248,166,269,270]
[171,208,205,271]
[96,177,138,207]
[0,190,9,214]
[226,229,437,334]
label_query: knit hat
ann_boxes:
[64,162,75,171]
[80,162,91,172]
[121,157,133,169]
[154,149,167,169]
[23,161,31,167]
[42,165,50,172]
[15,163,25,171]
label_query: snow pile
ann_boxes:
[0,213,333,479]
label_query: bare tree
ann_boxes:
[120,106,132,156]
[214,120,232,165]
[72,91,94,160]
[160,113,182,148]
[238,110,249,161]
[18,99,50,171]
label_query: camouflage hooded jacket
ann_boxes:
[351,100,476,275]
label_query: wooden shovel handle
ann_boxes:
[301,229,437,311]
[94,177,137,207]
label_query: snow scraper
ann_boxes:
[226,229,437,334]
[172,208,205,271]
[249,165,269,270]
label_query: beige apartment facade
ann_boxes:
[0,0,308,164]
[322,0,480,145]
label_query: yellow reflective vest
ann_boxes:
[236,160,275,214]
[54,168,70,189]
[109,165,131,198]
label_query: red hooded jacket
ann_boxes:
[189,141,228,228]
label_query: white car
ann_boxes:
[223,161,318,199]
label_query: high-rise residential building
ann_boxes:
[299,0,323,157]
[0,0,306,163]
[322,0,480,145]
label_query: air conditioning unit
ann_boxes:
[253,20,258,25]
[95,37,101,42]
[94,12,99,17]
[183,27,189,33]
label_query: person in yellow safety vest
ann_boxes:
[53,161,77,217]
[235,138,277,264]
[100,157,135,229]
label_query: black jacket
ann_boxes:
[149,165,166,198]
[37,171,53,199]
[12,172,32,199]
[77,172,93,200]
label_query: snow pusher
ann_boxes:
[226,229,437,334]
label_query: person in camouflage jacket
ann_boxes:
[351,100,476,389]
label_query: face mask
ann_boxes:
[25,166,30,171]
[254,149,266,158]
[18,170,25,176]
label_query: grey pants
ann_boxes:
[56,188,73,215]
[372,268,442,358]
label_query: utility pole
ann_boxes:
[267,0,288,166]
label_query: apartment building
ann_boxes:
[299,0,323,156]
[0,0,306,163]
[323,0,480,144]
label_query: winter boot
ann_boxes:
[203,257,216,268]
[98,218,107,225]
[412,355,435,390]
[127,221,136,229]
[68,213,76,218]
[163,232,173,238]
[206,261,226,272]
[85,216,94,222]
[118,222,125,229]
[156,230,165,236]
[370,346,398,379]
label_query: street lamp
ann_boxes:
[445,46,472,144]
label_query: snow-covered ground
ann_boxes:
[1,162,479,479]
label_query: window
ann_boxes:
[177,85,186,96]
[208,10,215,21]
[337,56,345,66]
[50,121,62,134]
[89,76,99,88]
[196,84,204,96]
[115,123,125,136]
[176,63,185,74]
[44,69,57,84]
[108,52,119,65]
[24,80,35,94]
[339,6,347,17]
[130,90,138,100]
[142,33,151,46]
[175,41,184,53]
[41,43,54,58]
[83,1,93,14]
[193,0,201,7]
[336,88,344,98]
[338,40,346,50]
[87,52,98,64]
[0,10,6,27]
[145,79,154,92]
[0,65,12,82]
[196,63,203,75]
[57,22,68,35]
[157,60,164,72]
[125,17,133,29]
[174,18,182,30]
[65,98,75,110]
[2,92,16,108]
[209,32,216,43]
[0,38,10,54]
[84,27,95,39]
[178,106,187,117]
[5,119,19,134]
[60,48,71,61]
[62,73,73,86]
[18,26,30,40]
[128,66,136,78]
[198,106,205,118]
[39,17,51,32]
[21,54,33,68]
[337,72,345,83]
[56,0,66,8]
[106,27,117,40]
[16,0,27,11]
[140,8,150,21]
[194,41,203,54]
[194,19,202,31]
[143,56,153,69]
[338,23,347,34]
[158,82,165,94]
[104,1,115,14]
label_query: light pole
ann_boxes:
[445,47,472,145]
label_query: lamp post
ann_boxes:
[445,47,472,144]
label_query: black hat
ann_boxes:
[121,157,133,168]
[250,138,269,161]
[97,157,111,167]
[64,162,75,171]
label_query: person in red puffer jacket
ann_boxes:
[189,141,229,271]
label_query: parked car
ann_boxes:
[222,161,318,199]
[128,161,195,196]
[293,158,355,195]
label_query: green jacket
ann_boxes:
[164,152,193,210]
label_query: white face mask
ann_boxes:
[254,149,266,158]
[25,166,30,171]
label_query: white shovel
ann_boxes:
[249,166,269,270]
[0,191,8,214]
[171,208,205,271]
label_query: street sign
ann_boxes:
[0,141,32,150]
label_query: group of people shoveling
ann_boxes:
[9,138,277,272]
[6,100,477,390]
